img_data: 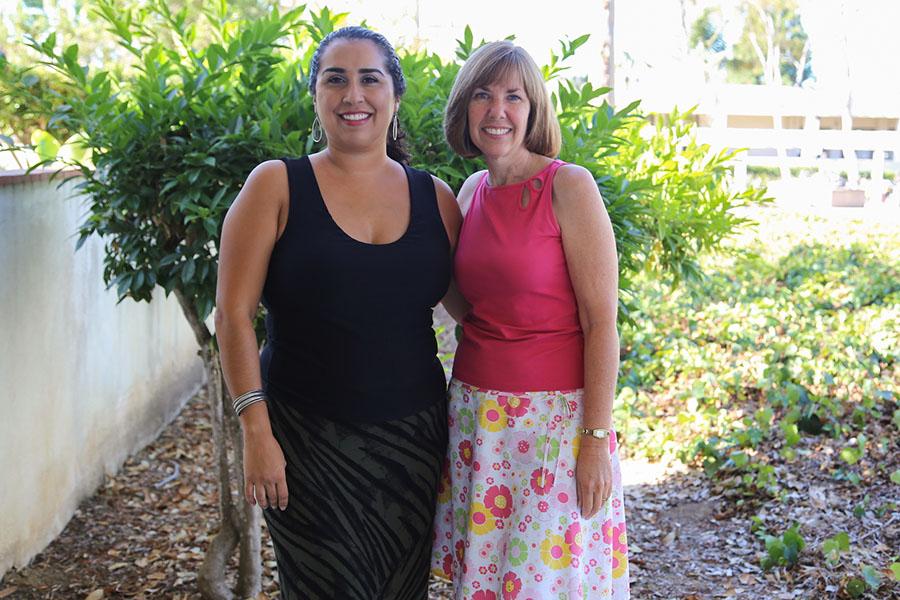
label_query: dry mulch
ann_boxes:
[0,391,454,600]
[2,390,898,599]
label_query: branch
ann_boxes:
[174,287,212,349]
[793,39,810,86]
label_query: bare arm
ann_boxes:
[439,171,484,322]
[215,159,289,510]
[553,164,620,519]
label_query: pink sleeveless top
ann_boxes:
[452,160,584,391]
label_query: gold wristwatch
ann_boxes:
[579,427,611,440]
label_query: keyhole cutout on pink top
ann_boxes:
[519,186,530,209]
[520,177,543,209]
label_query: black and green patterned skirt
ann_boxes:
[262,394,448,600]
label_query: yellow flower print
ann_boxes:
[612,548,627,578]
[540,533,571,570]
[478,398,505,432]
[469,501,495,535]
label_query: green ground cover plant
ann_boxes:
[617,207,899,596]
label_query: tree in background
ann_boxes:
[687,0,812,86]
[0,0,279,160]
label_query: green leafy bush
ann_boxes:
[760,523,805,570]
[27,3,765,330]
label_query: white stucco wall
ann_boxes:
[0,171,205,577]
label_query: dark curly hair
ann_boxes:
[308,26,410,164]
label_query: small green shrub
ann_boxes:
[760,523,805,570]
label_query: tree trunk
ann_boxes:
[174,289,262,600]
[230,376,262,598]
[599,0,615,107]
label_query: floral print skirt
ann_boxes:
[432,379,630,600]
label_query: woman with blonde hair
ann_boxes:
[433,40,630,599]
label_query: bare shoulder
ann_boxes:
[553,164,600,199]
[241,160,288,201]
[552,163,605,218]
[430,174,457,208]
[431,174,463,222]
[431,174,463,247]
[458,169,487,216]
[223,160,289,240]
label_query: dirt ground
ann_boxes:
[2,307,897,599]
[2,387,898,599]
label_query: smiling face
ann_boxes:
[466,69,532,163]
[314,38,398,153]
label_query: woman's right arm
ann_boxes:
[215,159,289,511]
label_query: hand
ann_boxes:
[242,428,289,511]
[575,436,612,519]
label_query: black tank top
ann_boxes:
[259,156,451,422]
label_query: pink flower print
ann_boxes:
[488,563,498,574]
[502,571,522,600]
[530,467,555,495]
[484,485,513,518]
[603,519,628,554]
[538,500,549,512]
[565,522,583,556]
[455,539,466,563]
[441,553,453,579]
[472,591,497,600]
[613,523,628,554]
[601,519,613,544]
[608,431,617,454]
[459,440,473,466]
[518,440,530,453]
[498,394,531,417]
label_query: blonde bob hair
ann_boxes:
[444,41,561,159]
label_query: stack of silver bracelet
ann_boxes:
[232,389,267,416]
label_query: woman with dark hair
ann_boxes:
[432,41,630,599]
[215,26,461,600]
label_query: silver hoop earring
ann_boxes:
[391,113,399,141]
[312,116,323,143]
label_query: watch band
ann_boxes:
[579,427,611,440]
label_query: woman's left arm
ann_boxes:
[432,175,470,322]
[553,164,620,520]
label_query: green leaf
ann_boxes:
[861,564,881,589]
[891,470,900,485]
[840,447,861,465]
[890,562,900,581]
[31,129,61,162]
[181,258,196,283]
[845,578,865,597]
[731,451,748,468]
